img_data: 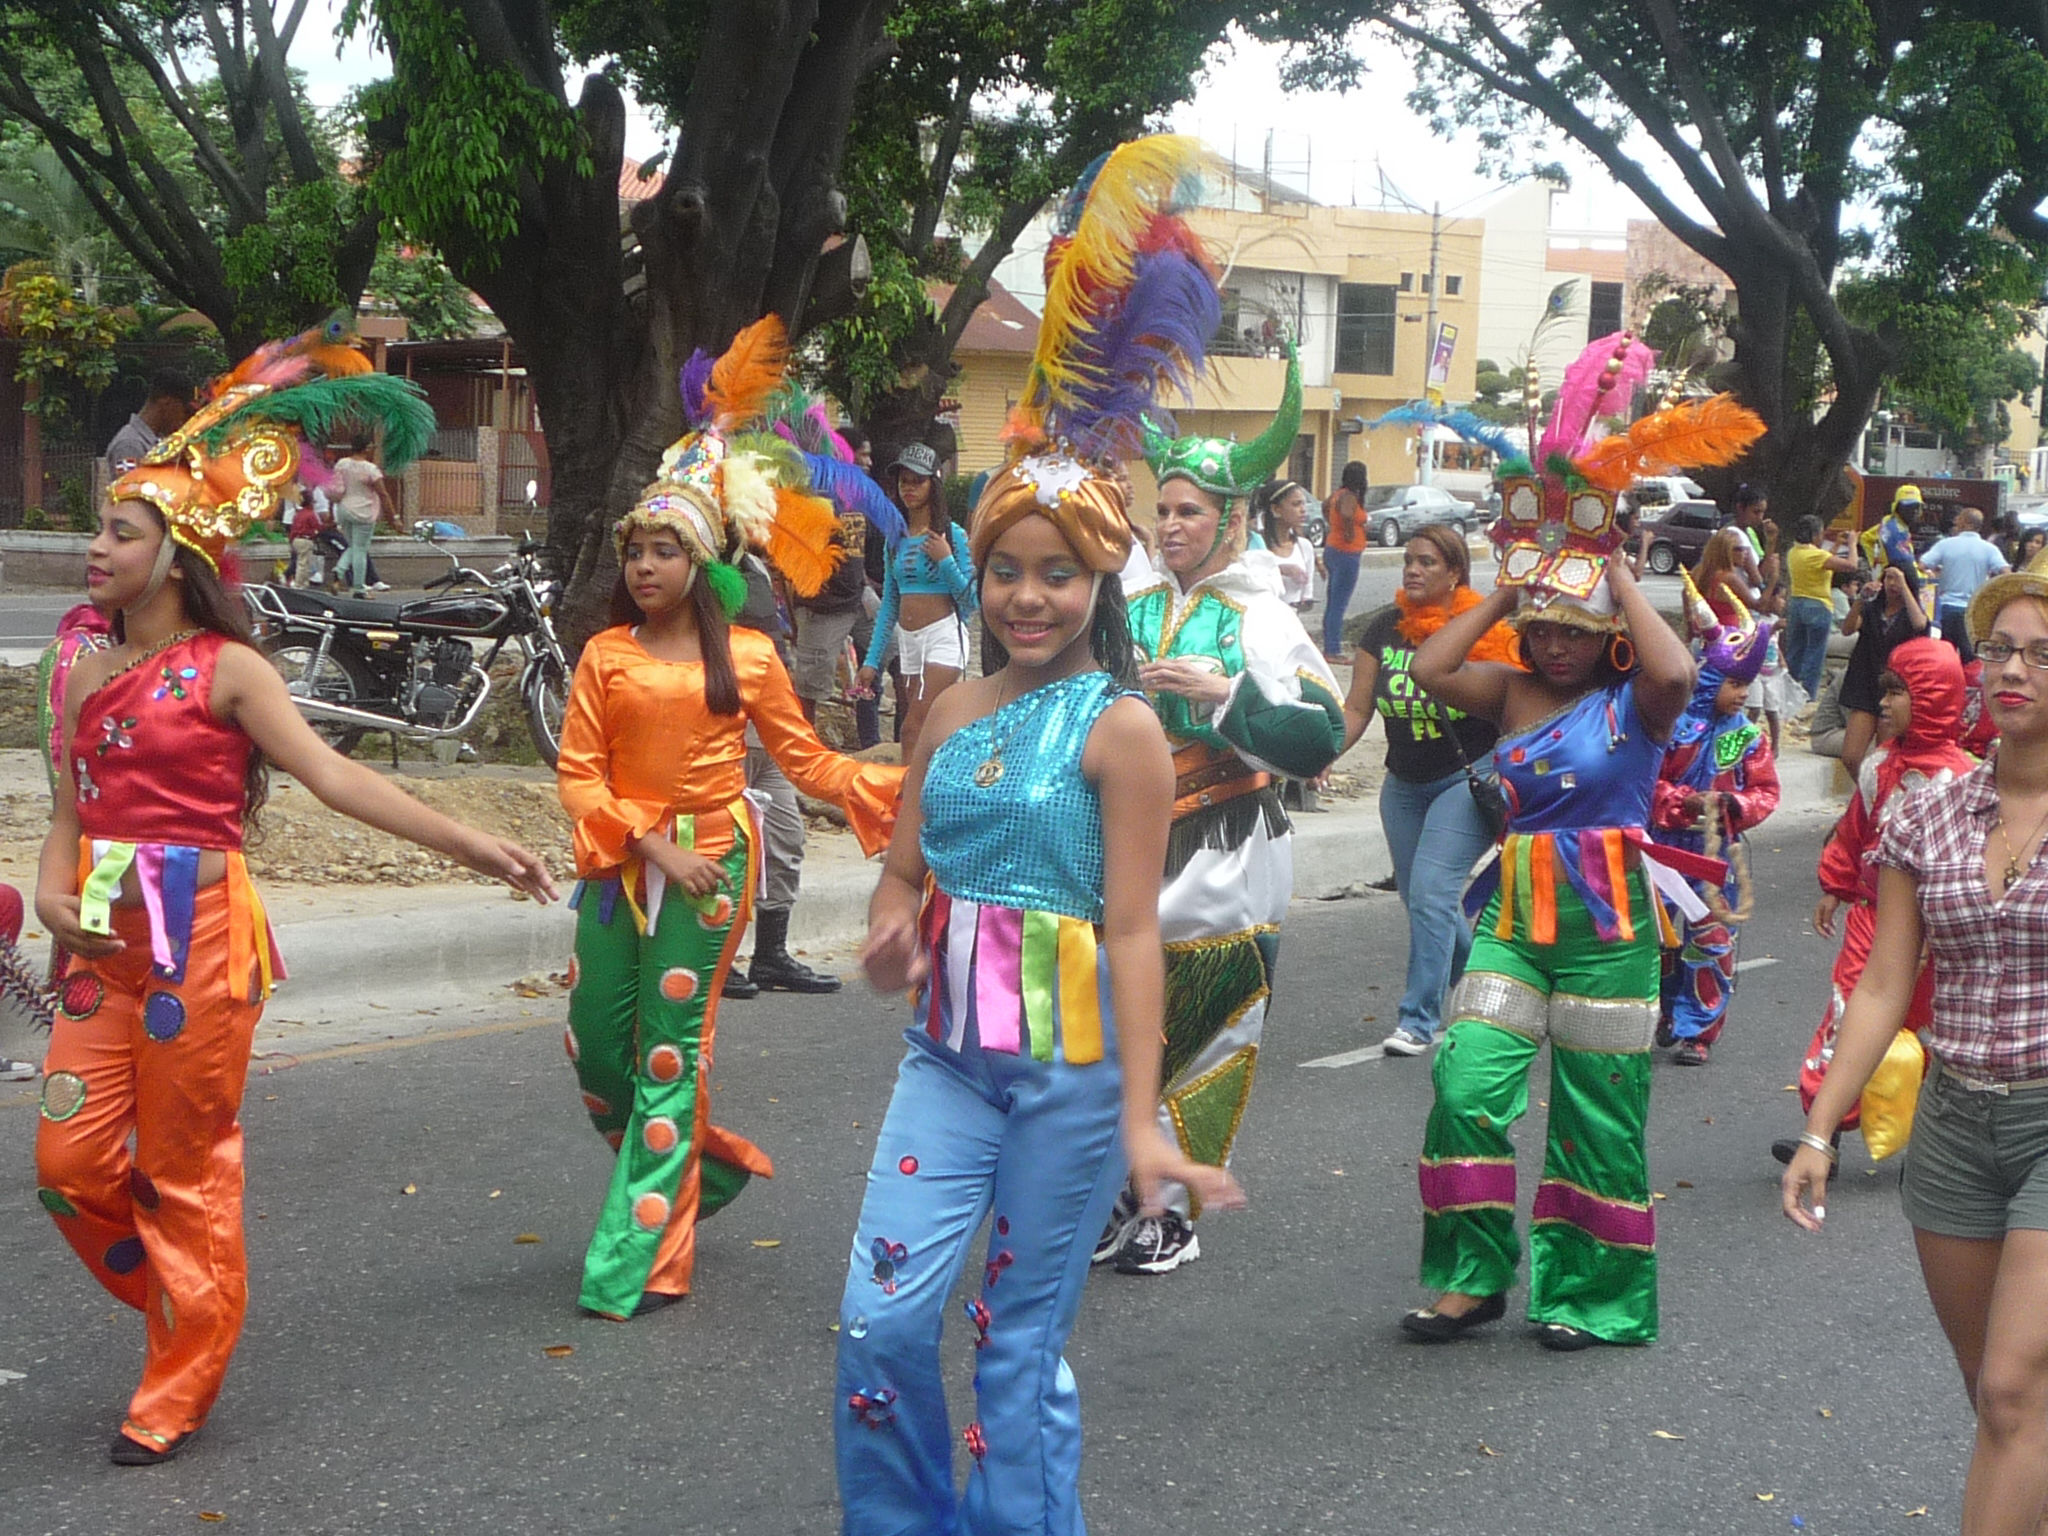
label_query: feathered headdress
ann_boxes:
[972,134,1221,573]
[618,315,846,615]
[109,313,434,574]
[1490,331,1765,631]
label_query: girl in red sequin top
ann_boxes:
[33,340,556,1468]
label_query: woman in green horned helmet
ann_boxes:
[1096,347,1348,1275]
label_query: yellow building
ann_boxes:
[944,198,1484,504]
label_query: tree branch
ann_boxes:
[911,72,977,253]
[247,0,328,185]
[940,196,1042,352]
[1639,0,1772,228]
[1381,8,1730,270]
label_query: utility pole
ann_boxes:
[1419,201,1443,486]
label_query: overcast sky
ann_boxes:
[294,12,1655,234]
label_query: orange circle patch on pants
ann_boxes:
[643,1117,681,1155]
[647,1044,685,1083]
[633,1191,671,1230]
[659,967,699,1003]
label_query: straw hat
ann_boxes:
[1967,545,2048,643]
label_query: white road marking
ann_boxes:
[1300,1044,1388,1069]
[1735,957,1780,974]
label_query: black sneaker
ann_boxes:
[1091,1188,1139,1266]
[1113,1209,1200,1275]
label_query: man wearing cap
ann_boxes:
[1860,484,1930,589]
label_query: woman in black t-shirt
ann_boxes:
[1339,525,1518,1055]
[1837,564,1929,780]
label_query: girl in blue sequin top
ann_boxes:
[836,454,1244,1535]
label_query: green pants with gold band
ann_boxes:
[1419,871,1660,1344]
[566,832,770,1320]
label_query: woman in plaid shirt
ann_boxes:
[1784,549,2048,1534]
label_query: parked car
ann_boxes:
[1358,483,1476,546]
[1627,475,1707,512]
[1638,498,1733,575]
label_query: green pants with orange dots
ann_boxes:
[565,838,771,1320]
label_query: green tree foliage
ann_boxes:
[0,2,378,353]
[366,245,480,341]
[0,261,122,420]
[1259,2,2048,521]
[819,0,1242,458]
[350,0,897,642]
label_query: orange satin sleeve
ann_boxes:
[556,636,676,875]
[735,629,905,856]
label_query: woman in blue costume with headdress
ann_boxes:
[834,136,1243,1535]
[1398,338,1764,1350]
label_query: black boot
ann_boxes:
[721,966,760,1000]
[748,907,841,994]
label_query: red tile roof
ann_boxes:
[931,279,1039,354]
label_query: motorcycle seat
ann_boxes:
[269,586,411,623]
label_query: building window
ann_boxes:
[1588,281,1624,340]
[1398,272,1414,292]
[1444,275,1463,296]
[1336,283,1397,375]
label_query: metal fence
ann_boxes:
[0,440,103,528]
[499,429,551,522]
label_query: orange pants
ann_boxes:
[35,885,261,1450]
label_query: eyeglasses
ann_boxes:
[1977,639,2048,670]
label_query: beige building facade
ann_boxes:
[949,194,1483,502]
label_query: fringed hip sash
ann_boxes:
[1475,826,1729,947]
[916,883,1106,1065]
[76,836,284,1000]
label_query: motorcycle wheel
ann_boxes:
[1303,513,1328,548]
[523,655,569,768]
[264,636,373,756]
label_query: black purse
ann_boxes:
[1414,680,1509,844]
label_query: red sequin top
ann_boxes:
[72,631,251,851]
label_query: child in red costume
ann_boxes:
[33,336,557,1467]
[1773,637,1976,1165]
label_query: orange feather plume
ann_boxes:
[764,484,843,598]
[703,316,790,429]
[217,315,373,395]
[1575,395,1767,492]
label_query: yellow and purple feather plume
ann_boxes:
[1014,134,1222,459]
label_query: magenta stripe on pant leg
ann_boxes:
[1418,1159,1516,1213]
[1532,1179,1656,1248]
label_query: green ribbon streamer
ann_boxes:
[1021,908,1060,1062]
[79,841,137,937]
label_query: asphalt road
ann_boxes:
[0,806,1969,1534]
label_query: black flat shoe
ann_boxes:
[721,970,761,1000]
[1536,1323,1600,1352]
[1400,1291,1507,1341]
[110,1429,189,1466]
[632,1291,683,1317]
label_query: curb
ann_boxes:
[243,749,1850,1020]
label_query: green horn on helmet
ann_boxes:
[1143,344,1303,505]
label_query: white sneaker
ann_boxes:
[370,581,392,592]
[0,1058,37,1082]
[1381,1029,1431,1057]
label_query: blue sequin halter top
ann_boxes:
[920,670,1125,922]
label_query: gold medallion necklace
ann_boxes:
[1995,796,2048,890]
[974,678,1053,788]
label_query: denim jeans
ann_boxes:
[335,518,376,594]
[1322,548,1362,655]
[1783,596,1834,703]
[1379,766,1496,1043]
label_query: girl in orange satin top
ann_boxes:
[554,315,904,1320]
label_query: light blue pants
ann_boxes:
[1783,595,1834,702]
[335,517,376,593]
[835,1019,1126,1535]
[1379,766,1495,1044]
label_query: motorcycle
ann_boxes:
[245,522,571,765]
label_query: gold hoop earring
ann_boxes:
[1608,634,1636,672]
